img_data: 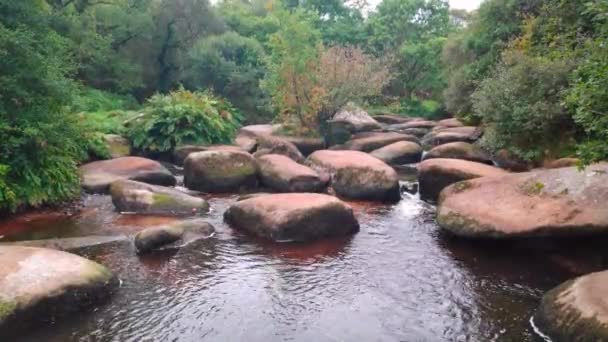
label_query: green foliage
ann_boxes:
[0,1,92,212]
[127,89,242,153]
[262,5,324,134]
[218,0,279,43]
[184,31,272,123]
[472,51,574,162]
[566,33,608,164]
[72,87,139,113]
[401,97,446,120]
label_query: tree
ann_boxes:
[262,6,324,134]
[183,31,272,123]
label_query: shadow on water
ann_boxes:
[3,188,608,341]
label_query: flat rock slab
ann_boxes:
[343,132,419,152]
[535,270,608,341]
[224,193,359,242]
[437,164,608,238]
[435,118,464,129]
[184,150,258,193]
[0,246,116,335]
[110,180,209,216]
[80,157,176,194]
[173,145,244,166]
[370,141,422,165]
[422,126,481,148]
[372,114,413,124]
[396,120,438,130]
[424,142,491,164]
[0,236,128,251]
[257,154,327,193]
[307,150,400,202]
[418,158,508,202]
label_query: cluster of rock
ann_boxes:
[6,103,605,340]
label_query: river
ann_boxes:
[1,173,606,341]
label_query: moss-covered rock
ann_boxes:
[184,150,258,193]
[0,246,117,337]
[437,163,608,238]
[110,179,209,216]
[133,219,215,253]
[103,134,131,158]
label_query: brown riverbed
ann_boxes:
[1,180,608,341]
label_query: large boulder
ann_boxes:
[110,180,209,215]
[173,145,244,166]
[224,193,359,242]
[421,126,481,148]
[434,118,464,130]
[0,246,116,336]
[102,134,131,159]
[492,149,531,172]
[325,104,381,146]
[307,150,400,202]
[535,271,608,342]
[437,164,608,238]
[257,154,327,193]
[343,132,419,152]
[418,158,508,201]
[424,142,492,164]
[80,157,176,194]
[234,124,282,153]
[254,135,305,163]
[134,219,215,254]
[184,151,258,193]
[370,141,423,165]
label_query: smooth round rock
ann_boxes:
[103,134,131,159]
[418,158,508,202]
[437,164,608,238]
[110,180,209,215]
[173,144,244,166]
[79,157,176,194]
[370,141,423,165]
[254,135,305,163]
[224,193,359,242]
[343,132,419,152]
[424,142,491,164]
[307,150,400,202]
[0,246,116,335]
[535,270,608,342]
[257,154,327,193]
[184,151,258,193]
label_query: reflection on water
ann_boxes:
[2,190,608,341]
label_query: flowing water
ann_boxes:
[2,175,608,341]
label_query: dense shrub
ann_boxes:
[0,3,92,213]
[472,51,574,162]
[127,89,242,154]
[72,87,139,113]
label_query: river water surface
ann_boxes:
[1,176,607,341]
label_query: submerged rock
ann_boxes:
[173,145,244,166]
[418,158,508,202]
[103,134,131,159]
[424,142,492,164]
[184,150,258,193]
[370,141,422,165]
[343,132,419,152]
[0,246,117,335]
[224,193,359,242]
[0,236,128,251]
[307,150,400,202]
[79,157,176,194]
[134,219,215,253]
[110,180,209,215]
[257,154,327,193]
[437,164,608,238]
[535,270,608,342]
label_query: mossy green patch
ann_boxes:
[0,300,16,321]
[520,181,545,196]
